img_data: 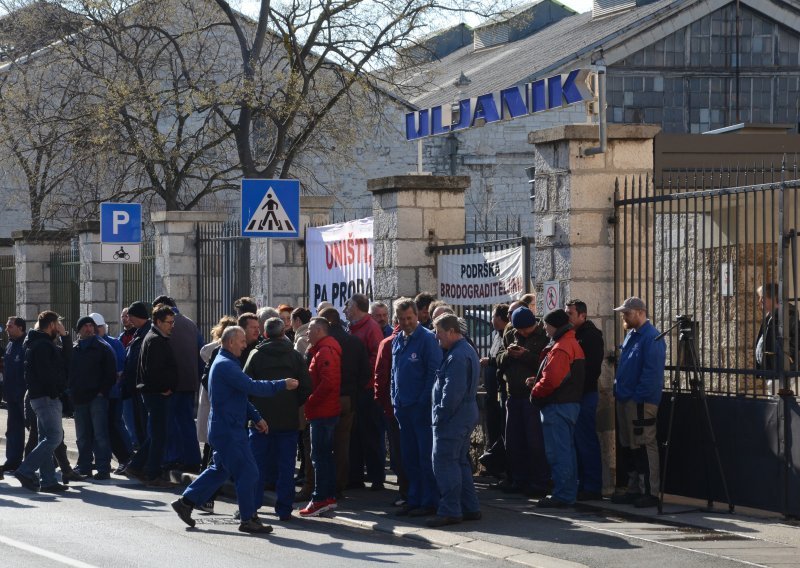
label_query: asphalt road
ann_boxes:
[1,473,776,568]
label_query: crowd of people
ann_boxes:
[1,289,669,534]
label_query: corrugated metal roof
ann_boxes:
[395,0,684,110]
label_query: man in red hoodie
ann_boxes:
[527,309,585,508]
[300,317,342,517]
[345,293,386,490]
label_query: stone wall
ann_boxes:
[368,175,469,304]
[529,123,660,493]
[77,223,121,332]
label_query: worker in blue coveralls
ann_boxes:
[171,326,298,534]
[391,296,442,517]
[427,313,482,528]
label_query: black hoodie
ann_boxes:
[23,328,72,400]
[574,319,604,394]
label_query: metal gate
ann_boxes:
[49,241,80,338]
[0,254,15,320]
[196,221,250,338]
[121,238,159,309]
[429,234,531,357]
[614,165,800,515]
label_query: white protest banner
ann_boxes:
[437,246,525,305]
[306,217,374,312]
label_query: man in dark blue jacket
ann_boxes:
[428,314,481,527]
[391,297,442,517]
[171,325,298,534]
[14,311,72,493]
[69,316,117,480]
[122,301,152,446]
[2,316,27,474]
[611,297,666,509]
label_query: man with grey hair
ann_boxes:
[611,297,666,509]
[172,325,299,533]
[244,318,312,521]
[257,307,280,340]
[369,301,393,338]
[428,313,481,527]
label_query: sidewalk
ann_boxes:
[2,407,799,567]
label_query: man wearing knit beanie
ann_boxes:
[526,309,585,508]
[497,306,549,497]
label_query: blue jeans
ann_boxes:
[250,430,297,517]
[4,395,25,469]
[505,397,549,490]
[433,425,479,518]
[540,402,580,504]
[17,397,63,486]
[129,393,170,480]
[575,392,602,494]
[310,416,338,502]
[184,438,259,520]
[395,403,438,510]
[165,392,201,467]
[122,398,140,447]
[74,396,112,474]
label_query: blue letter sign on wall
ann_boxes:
[405,68,594,141]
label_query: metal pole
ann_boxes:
[267,238,273,307]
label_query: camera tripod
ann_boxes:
[658,316,734,514]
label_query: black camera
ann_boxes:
[675,314,694,332]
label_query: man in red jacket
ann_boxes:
[527,309,585,508]
[300,317,342,517]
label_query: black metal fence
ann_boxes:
[0,254,15,320]
[614,166,800,515]
[49,241,80,339]
[196,221,250,339]
[121,238,159,309]
[615,169,800,398]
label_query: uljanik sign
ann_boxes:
[405,69,594,141]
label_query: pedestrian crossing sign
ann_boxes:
[241,179,300,238]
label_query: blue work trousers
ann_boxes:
[540,402,580,504]
[74,396,112,475]
[394,403,438,510]
[310,416,338,502]
[505,397,549,491]
[432,425,479,518]
[18,397,63,487]
[251,429,297,517]
[183,438,260,520]
[574,392,602,494]
[4,395,25,469]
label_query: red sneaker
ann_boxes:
[299,498,336,517]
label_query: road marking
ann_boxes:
[0,536,100,568]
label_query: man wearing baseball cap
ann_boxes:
[611,297,666,508]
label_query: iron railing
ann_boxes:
[196,221,251,339]
[49,241,80,339]
[121,238,158,309]
[614,167,800,398]
[0,254,15,321]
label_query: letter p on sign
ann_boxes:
[101,202,142,243]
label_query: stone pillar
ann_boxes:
[76,222,121,330]
[529,124,660,494]
[368,175,469,305]
[12,230,65,324]
[151,210,228,323]
[251,196,334,308]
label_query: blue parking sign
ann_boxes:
[101,203,142,243]
[241,179,300,238]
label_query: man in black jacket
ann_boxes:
[70,316,117,480]
[566,299,605,501]
[13,311,72,493]
[756,283,799,390]
[123,301,152,446]
[126,304,177,487]
[244,317,312,520]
